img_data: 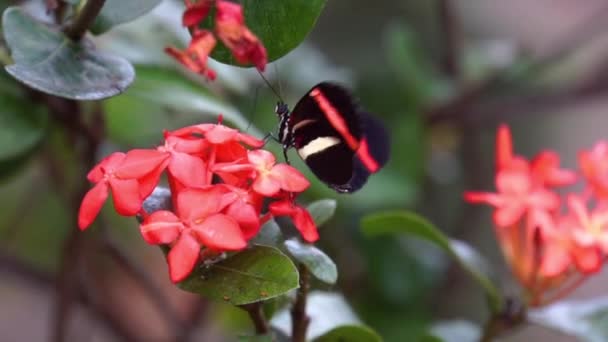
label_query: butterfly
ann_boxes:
[275,82,390,193]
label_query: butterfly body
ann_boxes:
[275,82,390,193]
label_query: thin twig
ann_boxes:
[437,0,461,79]
[291,264,310,342]
[63,0,106,41]
[241,302,269,335]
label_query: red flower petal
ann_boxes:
[248,149,275,168]
[116,149,170,179]
[496,124,513,171]
[269,200,319,242]
[108,178,142,216]
[215,141,248,162]
[140,211,182,244]
[572,245,602,274]
[539,240,571,277]
[78,182,109,230]
[168,152,207,188]
[167,231,200,283]
[225,200,260,239]
[292,207,319,242]
[252,174,282,196]
[191,213,247,250]
[215,0,267,71]
[176,187,231,222]
[237,132,265,148]
[164,30,217,79]
[272,164,310,192]
[87,152,126,182]
[205,124,239,144]
[182,0,211,27]
[138,158,169,199]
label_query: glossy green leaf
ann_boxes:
[529,296,608,342]
[307,199,337,228]
[178,245,298,305]
[284,238,337,285]
[3,7,134,100]
[361,211,502,313]
[92,0,162,34]
[251,219,283,247]
[314,325,382,342]
[200,0,327,65]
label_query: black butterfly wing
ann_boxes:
[289,82,390,192]
[333,111,391,192]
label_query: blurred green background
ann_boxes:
[3,0,608,341]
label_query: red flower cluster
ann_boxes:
[465,125,608,306]
[78,120,317,283]
[165,0,268,80]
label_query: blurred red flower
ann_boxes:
[464,124,608,307]
[166,0,268,78]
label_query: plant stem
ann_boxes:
[291,264,310,342]
[63,0,106,41]
[241,302,269,335]
[480,298,526,342]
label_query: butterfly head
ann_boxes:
[275,101,289,117]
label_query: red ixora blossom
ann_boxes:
[79,118,319,283]
[464,123,608,307]
[166,0,268,78]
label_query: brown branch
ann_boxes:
[426,1,608,125]
[77,256,146,342]
[63,0,106,41]
[437,0,461,79]
[0,248,54,286]
[101,233,187,337]
[241,302,269,335]
[291,264,310,342]
[176,299,209,342]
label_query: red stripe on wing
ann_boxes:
[356,138,380,173]
[309,88,360,151]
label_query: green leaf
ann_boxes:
[238,334,274,342]
[361,211,502,313]
[3,7,134,100]
[200,0,327,65]
[284,238,337,285]
[178,245,298,305]
[314,325,383,342]
[92,0,162,34]
[529,296,608,342]
[307,199,337,228]
[104,66,258,146]
[0,81,48,180]
[251,219,284,247]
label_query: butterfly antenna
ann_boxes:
[245,85,260,133]
[257,69,284,103]
[275,63,284,98]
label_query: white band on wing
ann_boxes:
[297,136,341,160]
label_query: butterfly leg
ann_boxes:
[261,132,281,147]
[282,145,291,165]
